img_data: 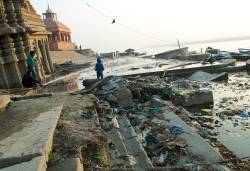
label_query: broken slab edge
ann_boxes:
[1,156,47,171]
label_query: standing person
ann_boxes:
[95,58,104,79]
[26,51,36,79]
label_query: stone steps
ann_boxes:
[107,127,135,170]
[116,116,154,171]
[0,95,10,111]
[156,107,230,171]
[105,115,153,170]
[1,156,47,171]
[0,105,63,171]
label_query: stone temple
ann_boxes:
[0,0,54,89]
[43,6,74,51]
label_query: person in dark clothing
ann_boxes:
[22,70,41,88]
[95,58,104,79]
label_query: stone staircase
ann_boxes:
[0,105,63,171]
[105,115,153,170]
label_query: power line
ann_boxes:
[79,0,171,43]
[79,0,113,20]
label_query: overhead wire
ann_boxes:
[79,0,173,44]
[79,0,250,50]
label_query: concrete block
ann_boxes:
[189,71,228,82]
[157,107,229,171]
[247,60,250,71]
[181,90,213,107]
[0,105,63,169]
[117,116,153,170]
[170,89,213,107]
[112,87,134,108]
[47,158,83,171]
[1,156,47,171]
[0,95,10,111]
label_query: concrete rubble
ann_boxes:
[1,56,250,171]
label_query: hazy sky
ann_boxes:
[30,0,250,52]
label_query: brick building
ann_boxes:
[43,6,74,51]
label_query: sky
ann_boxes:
[30,0,250,53]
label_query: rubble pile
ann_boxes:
[82,76,232,170]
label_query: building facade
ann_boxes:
[0,0,54,89]
[43,6,74,51]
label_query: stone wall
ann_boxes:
[0,0,54,89]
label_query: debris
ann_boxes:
[240,112,249,120]
[145,135,157,144]
[168,125,184,141]
[11,93,53,101]
[111,86,134,108]
[81,112,94,120]
[112,116,120,129]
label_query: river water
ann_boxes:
[142,39,250,55]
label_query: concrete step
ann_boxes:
[117,116,154,171]
[0,95,10,111]
[247,60,250,71]
[0,105,63,170]
[156,107,230,171]
[107,128,135,169]
[1,156,47,171]
[47,158,83,171]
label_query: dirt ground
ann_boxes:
[51,51,95,65]
[50,50,96,78]
[47,94,110,170]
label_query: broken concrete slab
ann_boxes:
[247,60,250,71]
[220,59,236,66]
[0,105,63,169]
[47,158,83,171]
[166,86,214,107]
[157,107,229,171]
[107,128,134,169]
[182,90,213,107]
[189,71,228,82]
[111,86,134,108]
[117,116,153,171]
[0,95,10,111]
[1,156,47,171]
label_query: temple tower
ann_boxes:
[43,6,74,51]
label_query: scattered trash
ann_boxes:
[240,112,249,120]
[168,125,184,141]
[112,116,120,128]
[81,112,94,120]
[145,134,157,144]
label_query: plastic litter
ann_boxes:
[81,112,94,120]
[149,107,162,114]
[168,125,184,141]
[240,112,249,120]
[112,116,120,128]
[145,135,157,144]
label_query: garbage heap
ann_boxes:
[81,76,231,170]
